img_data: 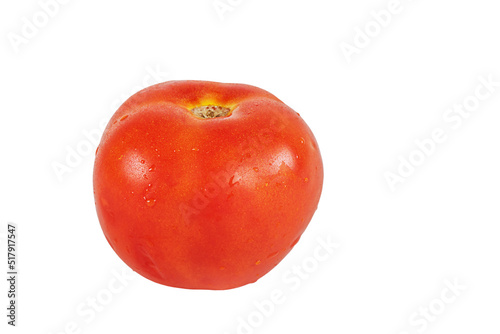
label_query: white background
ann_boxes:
[1,0,500,333]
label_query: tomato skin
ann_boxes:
[93,81,323,290]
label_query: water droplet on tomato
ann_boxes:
[229,175,240,187]
[148,165,156,172]
[266,251,279,259]
[253,167,259,172]
[300,137,305,144]
[140,159,145,164]
[146,199,156,207]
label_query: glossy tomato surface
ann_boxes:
[93,80,323,290]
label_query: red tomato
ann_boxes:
[93,81,323,290]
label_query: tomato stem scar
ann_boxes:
[190,105,231,119]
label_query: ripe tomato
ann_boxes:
[93,81,323,290]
